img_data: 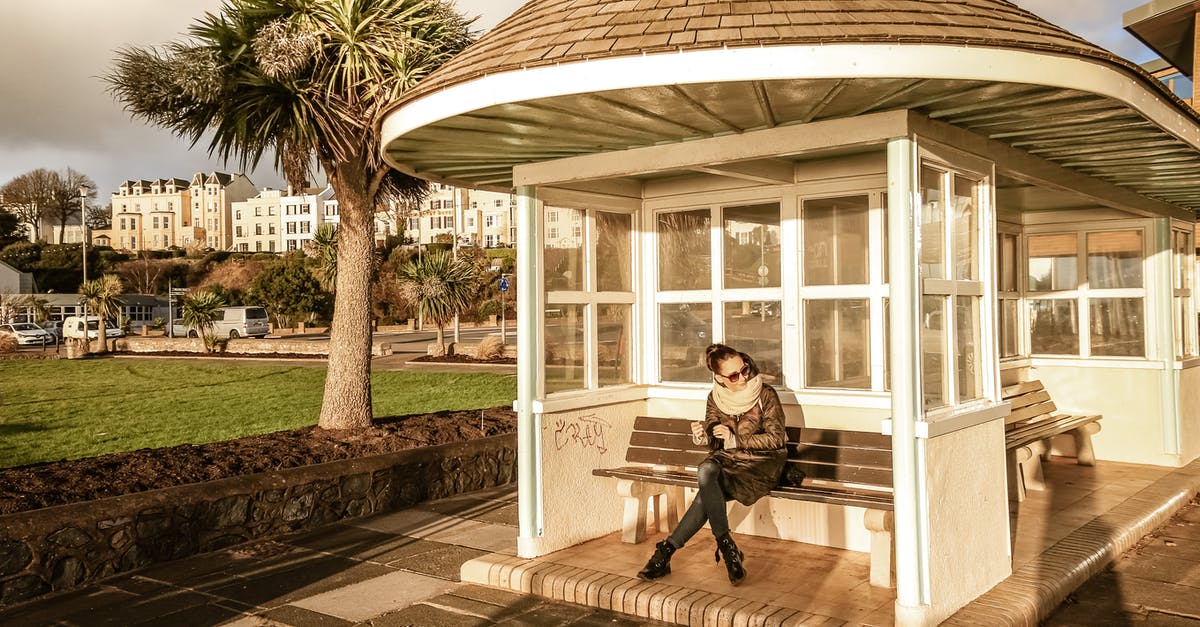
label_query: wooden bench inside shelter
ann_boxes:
[1001,379,1103,501]
[593,416,896,588]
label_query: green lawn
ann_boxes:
[0,358,517,469]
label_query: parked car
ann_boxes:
[40,320,65,341]
[62,316,125,341]
[0,322,56,346]
[171,306,270,339]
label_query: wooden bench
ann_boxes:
[1002,380,1102,501]
[593,416,895,587]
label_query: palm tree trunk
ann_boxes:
[318,161,374,430]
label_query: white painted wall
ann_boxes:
[925,419,1011,623]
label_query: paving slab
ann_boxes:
[258,604,354,627]
[368,602,493,627]
[289,569,455,622]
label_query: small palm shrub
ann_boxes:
[0,332,17,354]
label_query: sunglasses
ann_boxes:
[716,364,751,383]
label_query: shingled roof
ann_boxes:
[382,0,1200,212]
[401,0,1124,106]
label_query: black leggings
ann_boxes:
[667,460,730,548]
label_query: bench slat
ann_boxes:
[788,443,892,468]
[1001,380,1044,398]
[625,446,708,467]
[788,427,890,449]
[787,461,893,487]
[1007,414,1101,450]
[629,431,705,452]
[1005,389,1053,413]
[633,415,693,433]
[593,467,894,510]
[1005,399,1056,425]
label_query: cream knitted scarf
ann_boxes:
[711,374,762,416]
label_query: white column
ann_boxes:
[1154,218,1181,455]
[516,185,544,556]
[887,138,932,615]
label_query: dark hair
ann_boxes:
[704,343,758,377]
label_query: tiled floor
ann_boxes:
[464,456,1178,626]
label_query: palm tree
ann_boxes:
[306,222,338,292]
[398,251,476,356]
[181,290,226,353]
[106,0,474,429]
[79,275,124,353]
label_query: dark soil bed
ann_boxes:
[412,354,516,365]
[0,407,516,516]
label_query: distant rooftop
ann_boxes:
[1124,0,1196,78]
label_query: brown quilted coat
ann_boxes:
[702,385,787,506]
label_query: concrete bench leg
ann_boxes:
[1021,443,1047,493]
[655,485,684,534]
[1006,447,1026,502]
[616,479,669,544]
[864,509,894,588]
[1071,422,1102,466]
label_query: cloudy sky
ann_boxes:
[0,0,1158,201]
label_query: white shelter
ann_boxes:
[380,1,1200,622]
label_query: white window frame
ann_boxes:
[543,207,637,394]
[1023,219,1150,360]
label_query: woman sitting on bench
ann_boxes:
[638,343,787,586]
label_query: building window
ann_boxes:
[236,210,242,219]
[544,208,633,393]
[269,224,276,235]
[997,229,1021,359]
[255,241,262,252]
[287,239,297,251]
[1027,229,1146,358]
[236,226,244,237]
[130,217,137,229]
[486,216,496,227]
[239,243,249,252]
[495,199,504,207]
[1173,227,1196,358]
[131,236,137,248]
[919,166,984,408]
[255,207,262,217]
[300,221,310,234]
[119,218,126,230]
[162,216,169,228]
[300,204,310,214]
[287,223,297,234]
[269,240,276,252]
[255,224,262,236]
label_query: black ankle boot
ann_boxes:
[637,540,676,580]
[714,533,745,586]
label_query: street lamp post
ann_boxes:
[79,186,89,348]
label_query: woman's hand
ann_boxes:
[711,424,733,441]
[690,421,706,440]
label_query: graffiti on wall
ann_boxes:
[553,414,612,454]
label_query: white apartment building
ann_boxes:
[231,188,282,253]
[110,173,254,252]
[111,178,193,251]
[281,187,334,251]
[402,184,519,248]
[191,172,257,250]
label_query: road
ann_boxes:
[282,325,514,354]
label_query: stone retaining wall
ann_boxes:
[0,434,517,607]
[115,337,336,356]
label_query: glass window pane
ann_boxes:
[956,296,981,402]
[920,166,945,279]
[1028,234,1078,291]
[803,196,868,285]
[660,303,711,382]
[953,176,978,281]
[1029,299,1079,355]
[922,296,947,408]
[804,299,870,389]
[1087,231,1142,289]
[595,211,632,292]
[724,204,781,289]
[1176,297,1185,358]
[998,233,1017,292]
[658,209,711,291]
[1090,297,1144,357]
[724,301,782,382]
[999,299,1019,359]
[545,304,585,393]
[598,304,632,387]
[883,297,891,392]
[545,208,584,291]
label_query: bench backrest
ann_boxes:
[1001,380,1056,425]
[627,416,892,492]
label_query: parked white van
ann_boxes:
[62,316,125,341]
[171,306,270,339]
